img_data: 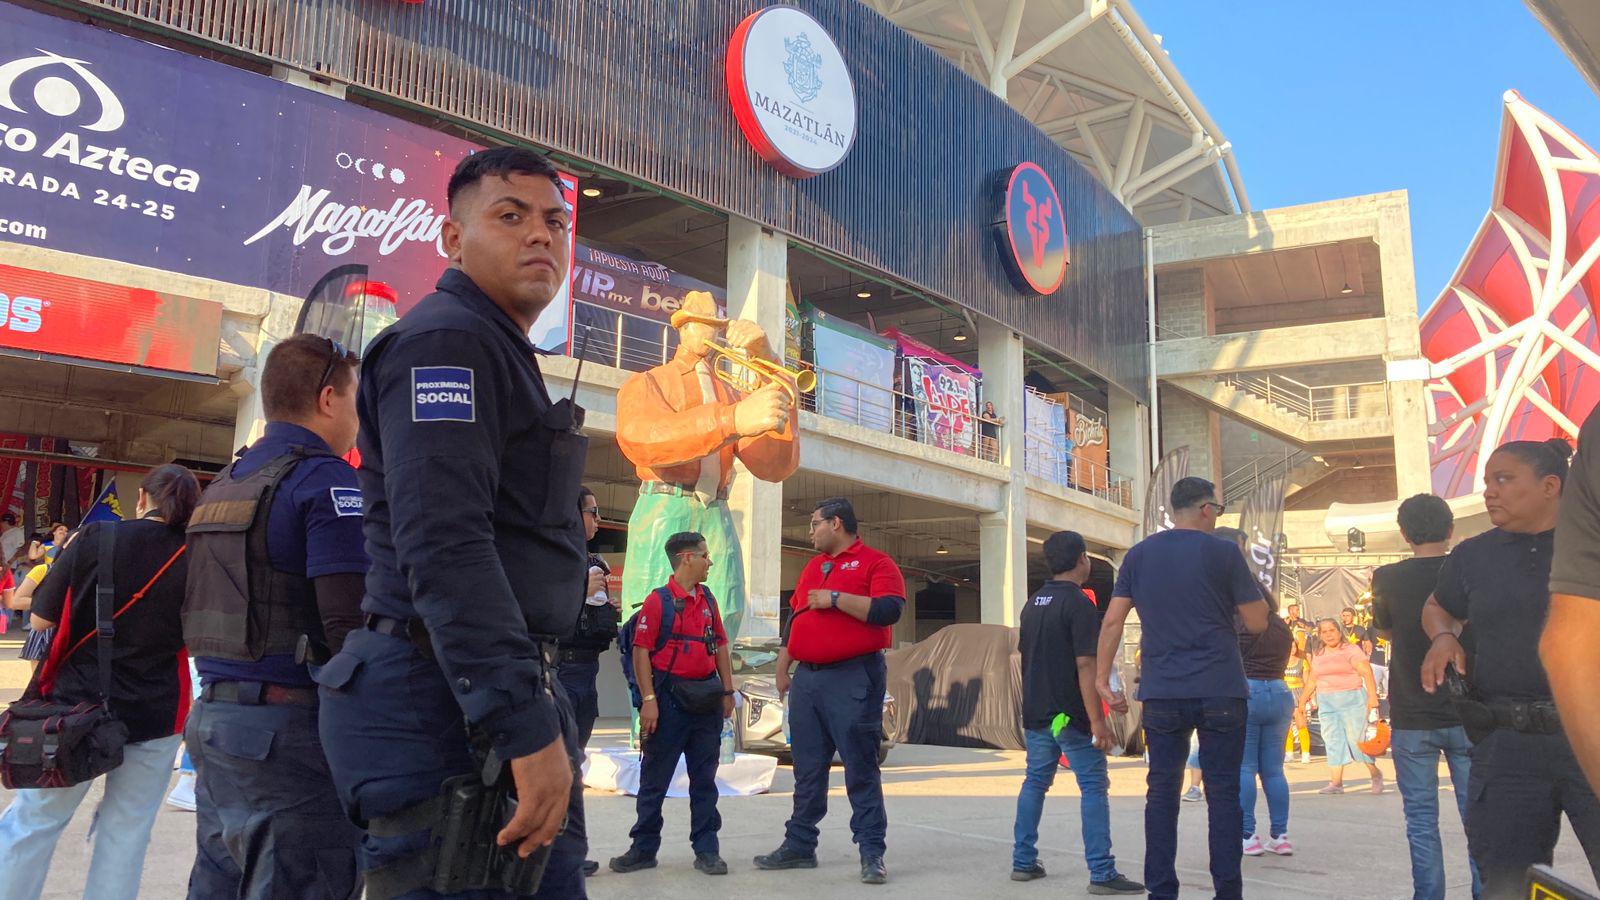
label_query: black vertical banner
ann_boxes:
[1238,473,1287,603]
[1142,447,1191,537]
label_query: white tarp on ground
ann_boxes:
[582,748,777,797]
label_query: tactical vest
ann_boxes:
[182,449,330,661]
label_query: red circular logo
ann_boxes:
[993,162,1068,294]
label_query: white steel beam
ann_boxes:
[1112,97,1147,195]
[1127,145,1221,208]
[1076,120,1115,186]
[1004,3,1101,80]
[989,0,1030,96]
[954,0,995,74]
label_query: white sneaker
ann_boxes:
[1263,834,1294,856]
[1284,751,1295,763]
[1299,752,1312,765]
[1181,786,1203,802]
[1242,835,1265,856]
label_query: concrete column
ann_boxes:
[724,216,788,643]
[1389,379,1432,496]
[978,321,1027,627]
[1109,387,1150,518]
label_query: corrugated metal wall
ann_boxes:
[63,0,1148,396]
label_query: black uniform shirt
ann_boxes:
[358,267,588,759]
[1434,528,1554,702]
[1019,579,1099,734]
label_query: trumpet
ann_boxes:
[704,339,816,400]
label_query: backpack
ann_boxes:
[618,586,677,709]
[617,584,725,708]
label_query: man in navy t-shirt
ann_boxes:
[1096,476,1269,900]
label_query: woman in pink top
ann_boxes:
[1301,618,1383,794]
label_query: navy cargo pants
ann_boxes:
[781,652,888,859]
[1466,728,1600,899]
[555,659,601,748]
[316,627,587,899]
[186,693,363,899]
[629,689,723,856]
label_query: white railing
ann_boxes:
[1221,373,1389,422]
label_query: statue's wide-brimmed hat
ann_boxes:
[669,291,728,330]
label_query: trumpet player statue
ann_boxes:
[616,290,802,639]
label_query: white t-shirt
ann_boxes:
[0,526,22,566]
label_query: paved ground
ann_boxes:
[0,637,1595,898]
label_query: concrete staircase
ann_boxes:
[1166,374,1391,448]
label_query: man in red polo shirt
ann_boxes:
[754,497,905,885]
[610,531,734,878]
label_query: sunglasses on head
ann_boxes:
[317,338,356,393]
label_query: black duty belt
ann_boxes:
[202,680,318,708]
[558,648,600,665]
[799,651,880,672]
[1489,699,1562,735]
[367,614,560,676]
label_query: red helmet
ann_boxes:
[1358,720,1391,757]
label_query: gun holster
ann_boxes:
[362,749,559,899]
[1444,666,1497,745]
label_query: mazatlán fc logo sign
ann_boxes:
[992,162,1069,295]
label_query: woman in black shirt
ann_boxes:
[0,464,198,900]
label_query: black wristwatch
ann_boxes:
[830,590,840,609]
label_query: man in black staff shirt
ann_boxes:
[1421,438,1600,898]
[1371,494,1477,900]
[317,147,590,899]
[1009,531,1143,894]
[1546,406,1600,800]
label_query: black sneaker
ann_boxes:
[608,847,657,874]
[1088,874,1146,895]
[861,856,888,885]
[1011,862,1047,881]
[753,845,818,870]
[581,859,599,877]
[694,852,729,875]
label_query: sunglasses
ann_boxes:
[581,506,600,518]
[317,338,356,393]
[1202,501,1228,514]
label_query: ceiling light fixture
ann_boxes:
[856,290,872,299]
[952,329,968,342]
[935,543,950,555]
[581,187,602,198]
[1340,282,1354,295]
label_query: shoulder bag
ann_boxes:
[0,525,183,788]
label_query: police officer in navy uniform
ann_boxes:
[559,485,618,879]
[755,497,905,885]
[183,333,366,899]
[1421,438,1600,897]
[316,147,590,899]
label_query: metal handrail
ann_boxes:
[1221,373,1389,422]
[796,362,1003,464]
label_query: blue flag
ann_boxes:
[81,481,123,525]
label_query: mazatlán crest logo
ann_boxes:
[991,162,1069,295]
[783,33,823,103]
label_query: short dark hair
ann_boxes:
[1397,493,1452,545]
[1,512,15,525]
[578,484,595,505]
[1341,606,1356,615]
[262,334,356,421]
[1213,525,1246,551]
[1170,476,1216,512]
[1493,438,1573,483]
[664,531,706,568]
[1043,531,1086,575]
[142,464,200,531]
[815,497,858,534]
[447,147,562,211]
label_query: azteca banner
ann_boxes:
[906,357,978,455]
[0,4,574,351]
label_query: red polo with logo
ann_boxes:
[786,539,906,665]
[634,577,725,679]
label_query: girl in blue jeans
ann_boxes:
[1239,678,1295,856]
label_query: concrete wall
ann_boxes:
[1155,267,1222,485]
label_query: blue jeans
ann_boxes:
[1392,726,1479,900]
[1240,679,1294,839]
[1012,726,1120,881]
[0,733,183,900]
[1142,696,1248,900]
[630,690,723,856]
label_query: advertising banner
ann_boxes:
[1238,473,1287,602]
[906,357,978,454]
[1022,389,1069,485]
[0,5,575,350]
[804,304,894,432]
[0,264,223,374]
[1142,446,1191,537]
[570,243,724,323]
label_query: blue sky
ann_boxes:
[1137,1,1600,313]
